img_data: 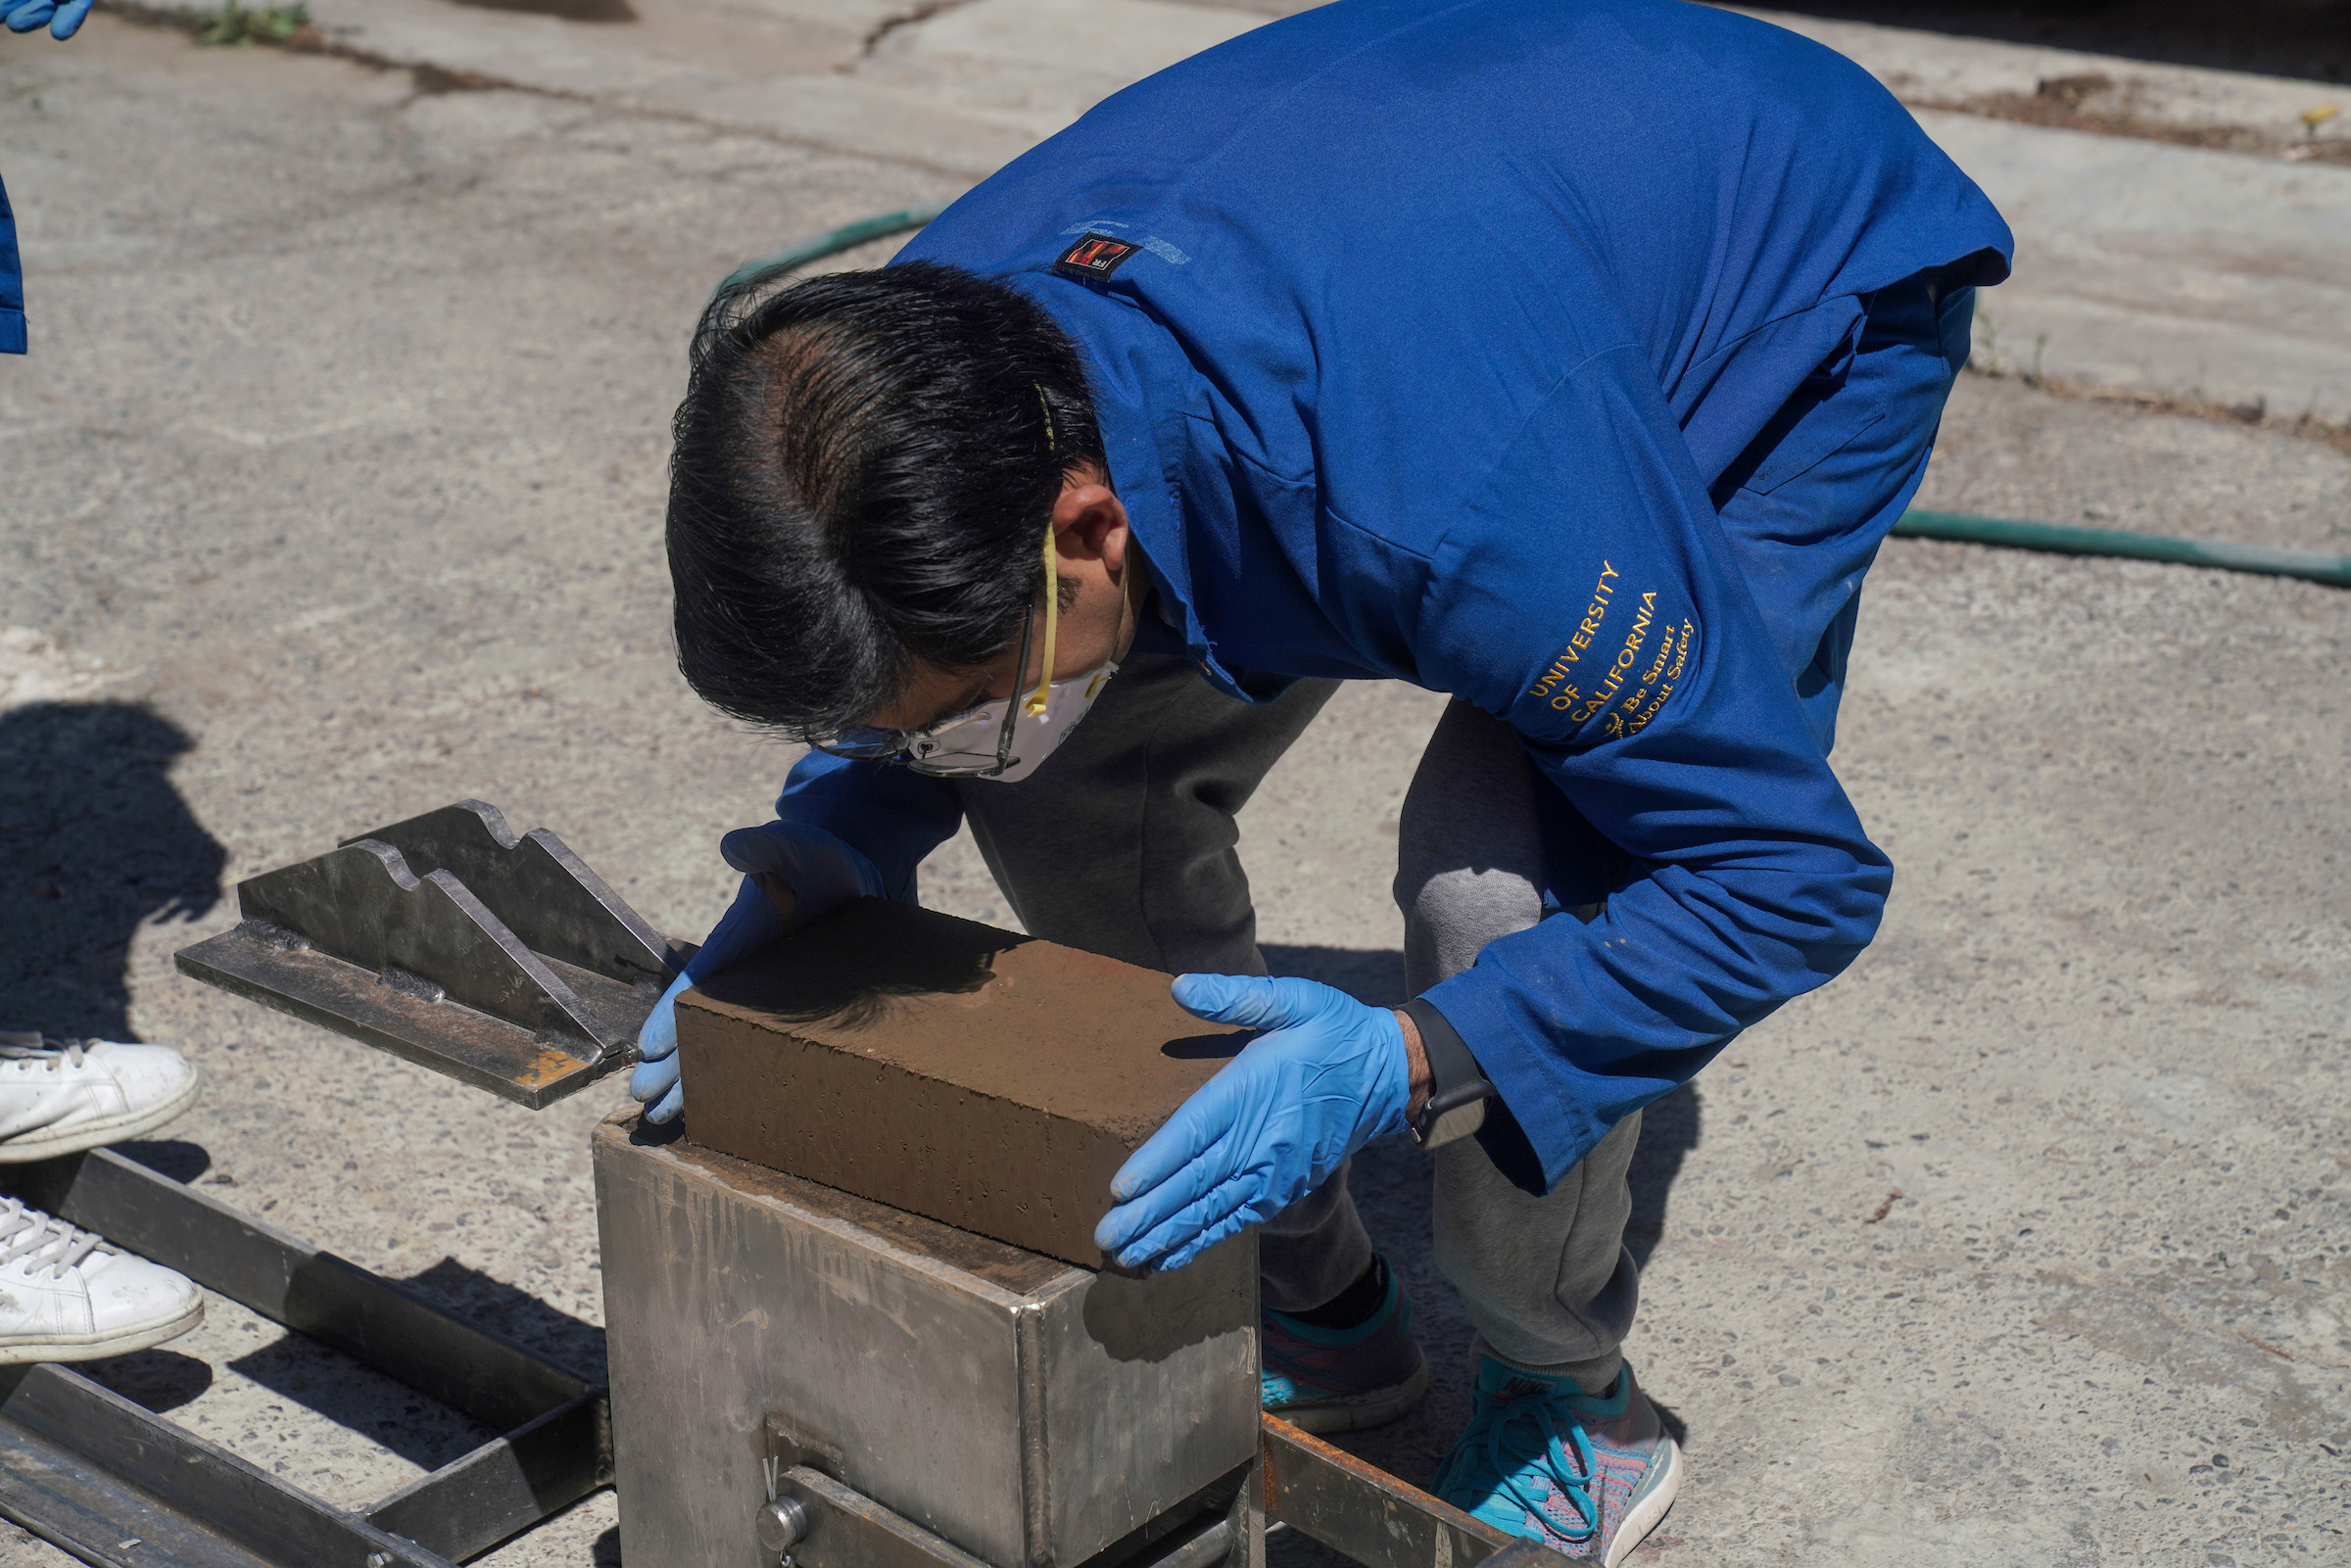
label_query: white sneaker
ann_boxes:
[0,1199,204,1362]
[0,1032,202,1164]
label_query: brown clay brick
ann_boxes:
[674,898,1244,1265]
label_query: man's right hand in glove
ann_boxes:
[628,821,883,1123]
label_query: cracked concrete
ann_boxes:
[850,0,977,65]
[0,10,2345,1568]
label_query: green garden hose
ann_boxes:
[1892,510,2351,588]
[709,203,951,306]
[717,211,2351,593]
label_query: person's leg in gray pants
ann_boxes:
[1396,700,1640,1394]
[955,653,1637,1388]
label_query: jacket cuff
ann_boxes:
[1405,992,1552,1195]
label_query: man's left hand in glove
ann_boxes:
[627,821,884,1124]
[1094,974,1426,1271]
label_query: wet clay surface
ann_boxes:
[675,899,1245,1265]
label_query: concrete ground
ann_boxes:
[0,7,2346,1568]
[92,0,2351,420]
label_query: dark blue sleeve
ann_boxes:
[774,751,965,903]
[1414,344,1892,1191]
[1,172,26,356]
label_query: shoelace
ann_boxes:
[1463,1383,1602,1543]
[0,1199,104,1281]
[0,1031,87,1070]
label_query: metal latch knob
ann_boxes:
[756,1495,811,1556]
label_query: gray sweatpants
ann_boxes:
[954,654,1639,1390]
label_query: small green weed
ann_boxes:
[189,2,312,46]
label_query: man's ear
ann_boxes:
[1052,471,1131,575]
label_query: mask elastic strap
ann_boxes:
[1024,524,1058,718]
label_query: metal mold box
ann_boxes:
[593,1112,1258,1568]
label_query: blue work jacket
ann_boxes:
[1,170,24,354]
[778,0,2012,1188]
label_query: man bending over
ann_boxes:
[635,0,2009,1556]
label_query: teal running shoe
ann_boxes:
[1433,1357,1682,1566]
[1260,1256,1429,1434]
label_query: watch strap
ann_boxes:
[1403,998,1493,1149]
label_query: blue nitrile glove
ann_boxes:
[1094,974,1413,1271]
[628,821,884,1123]
[6,0,97,39]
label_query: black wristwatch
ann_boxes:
[1402,998,1495,1149]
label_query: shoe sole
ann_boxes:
[1271,1357,1431,1436]
[0,1068,203,1164]
[0,1295,207,1364]
[1602,1432,1683,1568]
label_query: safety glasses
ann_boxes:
[807,528,1061,778]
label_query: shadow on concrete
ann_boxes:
[1196,0,2349,77]
[403,1257,608,1385]
[110,1138,215,1185]
[224,1331,496,1472]
[447,0,638,21]
[1751,0,2349,84]
[204,1258,602,1468]
[0,702,223,1041]
[74,1348,216,1414]
[1625,1081,1703,1271]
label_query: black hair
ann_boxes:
[665,259,1105,737]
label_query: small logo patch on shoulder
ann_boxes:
[1054,233,1140,281]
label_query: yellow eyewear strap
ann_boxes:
[1023,525,1058,719]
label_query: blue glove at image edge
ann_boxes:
[6,0,96,40]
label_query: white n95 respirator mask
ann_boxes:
[811,525,1124,784]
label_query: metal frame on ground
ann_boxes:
[0,1147,608,1568]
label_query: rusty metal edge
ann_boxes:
[175,925,609,1109]
[1259,1414,1532,1568]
